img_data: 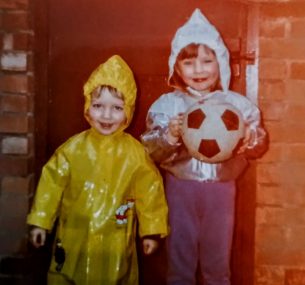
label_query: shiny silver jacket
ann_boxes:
[141,9,267,182]
[141,89,267,182]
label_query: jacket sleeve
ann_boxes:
[133,151,169,238]
[242,99,268,159]
[141,109,181,163]
[27,149,70,230]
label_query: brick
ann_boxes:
[290,62,305,80]
[285,143,305,162]
[257,162,305,185]
[260,39,305,60]
[0,0,28,10]
[257,184,283,206]
[260,18,287,38]
[257,163,279,184]
[0,113,29,133]
[285,104,305,123]
[255,265,285,285]
[261,3,305,19]
[264,121,281,143]
[0,74,28,94]
[258,143,284,163]
[0,212,28,234]
[256,207,305,227]
[285,269,305,285]
[265,121,305,144]
[0,156,29,176]
[1,52,27,71]
[257,184,305,207]
[285,80,305,102]
[291,20,305,39]
[259,80,286,101]
[262,100,305,123]
[0,231,26,255]
[11,32,33,50]
[1,175,32,195]
[0,94,28,113]
[2,33,13,50]
[256,225,305,266]
[2,136,28,154]
[2,11,30,31]
[260,100,286,121]
[259,59,288,80]
[0,193,29,218]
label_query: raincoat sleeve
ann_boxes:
[27,149,70,230]
[132,152,168,238]
[242,99,268,159]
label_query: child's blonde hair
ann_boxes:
[170,43,222,91]
[91,85,123,100]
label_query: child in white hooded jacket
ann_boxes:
[141,9,267,285]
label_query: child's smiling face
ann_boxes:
[176,44,220,93]
[88,87,126,135]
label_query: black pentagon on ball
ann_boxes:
[198,139,221,158]
[187,108,206,129]
[221,109,240,131]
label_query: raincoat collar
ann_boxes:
[83,55,137,136]
[168,8,231,92]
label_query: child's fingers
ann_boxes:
[143,243,152,255]
[30,228,46,248]
[39,231,46,246]
[142,239,158,255]
[169,115,184,136]
[237,128,251,154]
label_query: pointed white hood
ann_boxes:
[168,8,231,92]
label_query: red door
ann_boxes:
[34,1,258,284]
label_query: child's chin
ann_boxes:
[94,128,116,136]
[100,130,115,135]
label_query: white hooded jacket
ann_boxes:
[141,9,267,182]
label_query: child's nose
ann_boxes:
[194,60,204,73]
[102,108,111,119]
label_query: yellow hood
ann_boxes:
[83,55,137,130]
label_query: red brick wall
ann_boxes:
[0,0,34,255]
[256,1,305,284]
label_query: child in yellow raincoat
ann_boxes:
[27,55,169,285]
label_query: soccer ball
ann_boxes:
[181,98,245,163]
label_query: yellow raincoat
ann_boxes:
[27,55,169,285]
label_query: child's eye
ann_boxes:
[92,103,102,108]
[114,105,124,111]
[181,60,193,65]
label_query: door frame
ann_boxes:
[32,1,260,284]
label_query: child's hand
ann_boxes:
[30,227,47,248]
[237,127,254,154]
[167,113,184,144]
[142,238,159,255]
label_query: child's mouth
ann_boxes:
[100,123,113,129]
[193,78,207,83]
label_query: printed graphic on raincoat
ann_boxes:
[27,55,169,285]
[141,9,267,182]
